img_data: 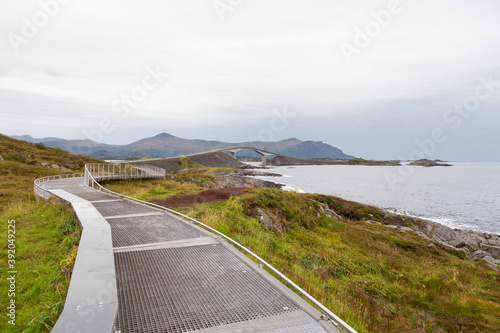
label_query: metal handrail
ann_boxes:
[34,173,85,201]
[83,164,357,333]
[84,163,165,188]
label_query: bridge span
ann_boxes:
[217,147,281,165]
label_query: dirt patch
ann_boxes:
[150,187,249,207]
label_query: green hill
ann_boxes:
[0,134,102,210]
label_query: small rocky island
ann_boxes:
[409,159,453,167]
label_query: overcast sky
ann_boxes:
[1,0,499,161]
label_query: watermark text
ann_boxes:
[6,219,17,326]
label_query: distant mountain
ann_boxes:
[10,135,68,143]
[7,133,355,160]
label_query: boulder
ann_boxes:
[390,215,499,268]
[469,250,489,260]
[318,203,343,221]
[431,223,457,243]
[456,231,484,249]
[482,245,500,259]
[254,208,284,232]
[482,256,500,271]
[256,208,274,230]
[415,231,431,241]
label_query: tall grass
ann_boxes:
[178,189,500,333]
[0,200,81,333]
[100,172,500,332]
[0,135,98,332]
[102,178,204,200]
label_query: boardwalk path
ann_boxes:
[41,177,341,333]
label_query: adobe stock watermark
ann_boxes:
[77,65,169,154]
[7,0,71,55]
[247,106,295,142]
[339,0,404,64]
[213,0,243,21]
[6,219,17,326]
[385,74,499,188]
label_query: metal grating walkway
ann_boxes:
[41,177,340,333]
[114,245,300,333]
[107,214,206,248]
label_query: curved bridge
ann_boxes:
[218,147,281,165]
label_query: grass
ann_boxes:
[4,138,492,333]
[174,188,500,333]
[0,200,81,333]
[0,134,101,171]
[108,175,500,332]
[100,166,235,200]
[0,134,102,212]
[0,134,101,332]
[94,167,500,332]
[101,178,205,200]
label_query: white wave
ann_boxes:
[282,185,306,193]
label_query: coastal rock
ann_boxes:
[256,208,274,231]
[429,223,457,243]
[51,164,69,170]
[318,203,343,221]
[217,176,282,189]
[456,231,485,249]
[469,250,500,270]
[411,218,500,268]
[482,245,500,258]
[253,208,283,232]
[439,242,462,252]
[470,249,489,259]
[415,231,431,241]
[483,256,500,271]
[484,234,500,246]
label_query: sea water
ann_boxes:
[250,162,500,235]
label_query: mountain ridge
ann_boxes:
[7,132,355,160]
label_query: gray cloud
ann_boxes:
[1,0,499,161]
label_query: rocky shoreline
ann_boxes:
[209,169,283,189]
[244,167,500,270]
[375,211,500,270]
[160,163,499,270]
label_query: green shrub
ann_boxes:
[53,148,64,155]
[388,237,418,252]
[34,142,47,150]
[6,153,26,163]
